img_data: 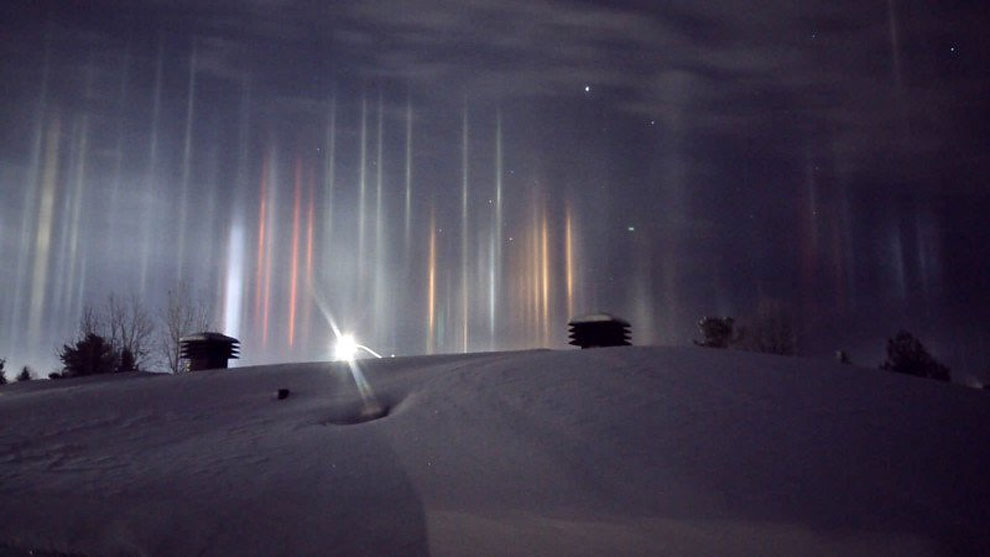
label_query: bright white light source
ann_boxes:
[334,334,359,362]
[332,331,384,362]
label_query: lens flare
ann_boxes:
[334,334,358,362]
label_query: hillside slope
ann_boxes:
[1,347,987,556]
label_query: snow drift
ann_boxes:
[1,346,987,556]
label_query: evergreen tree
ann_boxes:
[880,330,951,382]
[58,333,117,377]
[0,358,6,385]
[16,366,32,382]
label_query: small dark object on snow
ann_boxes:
[276,388,291,400]
[568,313,631,349]
[179,332,240,372]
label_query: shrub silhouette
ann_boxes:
[880,330,950,382]
[58,333,117,378]
[694,317,735,348]
[16,366,32,382]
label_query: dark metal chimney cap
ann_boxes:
[179,332,239,344]
[567,313,632,348]
[568,313,630,326]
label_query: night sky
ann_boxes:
[2,1,988,378]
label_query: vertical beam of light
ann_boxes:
[202,130,223,294]
[304,169,316,348]
[62,60,95,327]
[50,119,77,325]
[73,255,87,328]
[658,100,687,340]
[257,147,278,348]
[489,109,503,348]
[565,202,575,320]
[530,196,540,342]
[541,205,550,346]
[357,96,368,295]
[374,90,386,343]
[176,40,198,283]
[403,94,414,350]
[427,210,436,354]
[506,228,520,348]
[27,114,61,346]
[375,90,384,242]
[289,158,302,348]
[230,76,252,337]
[631,235,653,346]
[262,151,278,348]
[323,95,336,270]
[139,34,164,296]
[254,151,269,334]
[9,32,51,350]
[223,223,245,340]
[109,35,131,216]
[404,94,413,254]
[61,114,88,327]
[487,219,496,349]
[460,100,470,352]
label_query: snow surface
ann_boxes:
[1,346,988,556]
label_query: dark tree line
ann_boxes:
[56,295,154,378]
[693,299,797,356]
[694,310,952,383]
[55,287,212,378]
[0,358,35,384]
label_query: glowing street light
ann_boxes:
[334,334,359,362]
[333,333,384,362]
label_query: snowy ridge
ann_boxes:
[1,347,988,556]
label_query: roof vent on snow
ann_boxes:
[567,313,632,349]
[179,332,240,372]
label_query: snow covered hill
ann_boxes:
[1,347,987,556]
